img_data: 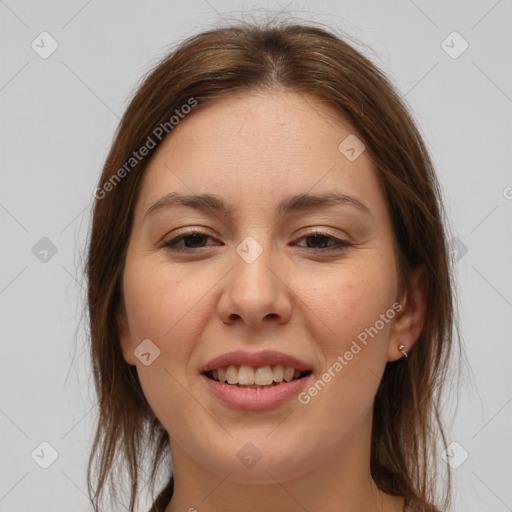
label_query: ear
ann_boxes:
[117,304,137,366]
[387,264,428,362]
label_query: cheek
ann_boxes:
[123,253,207,346]
[122,254,220,382]
[121,259,210,432]
[293,261,397,436]
[298,254,397,357]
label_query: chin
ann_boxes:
[192,434,315,485]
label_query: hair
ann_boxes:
[86,17,460,512]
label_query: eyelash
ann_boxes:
[162,230,351,254]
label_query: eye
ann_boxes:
[163,231,218,253]
[294,231,351,252]
[162,230,351,254]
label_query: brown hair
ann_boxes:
[86,18,459,512]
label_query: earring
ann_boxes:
[398,344,408,358]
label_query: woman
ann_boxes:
[86,19,458,512]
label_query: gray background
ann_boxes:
[1,1,511,511]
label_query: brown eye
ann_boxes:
[295,232,351,252]
[163,231,218,252]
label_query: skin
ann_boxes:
[117,90,426,512]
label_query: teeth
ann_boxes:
[209,364,307,386]
[284,367,295,382]
[254,365,273,385]
[238,365,255,385]
[226,365,238,385]
[273,364,284,383]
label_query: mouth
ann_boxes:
[200,350,314,409]
[203,365,313,389]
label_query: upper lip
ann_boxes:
[200,350,312,373]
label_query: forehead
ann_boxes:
[135,90,386,220]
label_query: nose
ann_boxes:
[217,237,292,329]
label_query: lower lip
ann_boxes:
[201,373,311,410]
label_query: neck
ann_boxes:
[165,413,403,512]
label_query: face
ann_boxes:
[118,90,422,485]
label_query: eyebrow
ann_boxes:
[144,191,372,219]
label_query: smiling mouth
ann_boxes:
[203,364,312,389]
